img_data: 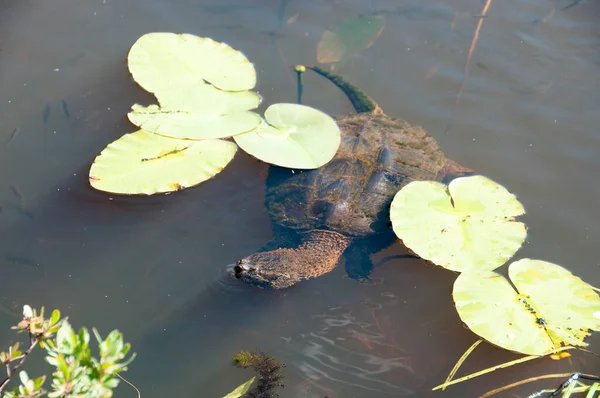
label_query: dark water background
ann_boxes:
[1,0,599,397]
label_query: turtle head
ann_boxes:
[233,230,352,290]
[233,249,302,290]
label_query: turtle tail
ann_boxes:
[295,65,383,115]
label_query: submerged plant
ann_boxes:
[230,351,285,398]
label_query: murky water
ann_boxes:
[1,0,599,396]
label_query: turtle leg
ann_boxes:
[344,230,410,280]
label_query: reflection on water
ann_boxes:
[1,0,599,397]
[292,307,418,396]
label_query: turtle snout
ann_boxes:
[233,259,258,279]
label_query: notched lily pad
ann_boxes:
[89,130,237,195]
[128,104,261,140]
[317,15,386,65]
[454,259,600,356]
[390,175,526,272]
[233,103,341,169]
[128,32,256,99]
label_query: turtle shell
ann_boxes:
[264,112,447,237]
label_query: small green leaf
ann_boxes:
[223,377,256,398]
[19,370,30,385]
[50,309,60,325]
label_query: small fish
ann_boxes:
[201,4,259,13]
[475,62,490,72]
[532,8,555,24]
[563,0,585,10]
[9,185,25,207]
[61,100,70,118]
[511,80,553,95]
[43,104,51,125]
[5,255,41,269]
[5,203,34,221]
[4,127,20,146]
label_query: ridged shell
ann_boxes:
[265,113,447,237]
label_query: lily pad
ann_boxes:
[390,175,526,272]
[128,104,261,140]
[155,84,262,114]
[453,259,600,356]
[128,32,256,98]
[233,103,341,169]
[317,15,385,65]
[89,130,236,195]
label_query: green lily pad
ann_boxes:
[454,259,600,356]
[89,130,236,195]
[317,15,385,65]
[128,32,256,99]
[128,104,261,140]
[390,175,526,272]
[156,84,262,114]
[233,103,341,169]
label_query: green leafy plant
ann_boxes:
[0,305,135,398]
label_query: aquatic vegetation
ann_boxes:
[89,130,237,195]
[233,103,340,169]
[0,305,135,398]
[316,15,386,67]
[389,176,599,392]
[231,350,285,398]
[89,32,341,195]
[454,259,600,356]
[127,103,261,140]
[390,175,527,273]
[127,32,257,94]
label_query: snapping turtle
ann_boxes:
[234,66,473,289]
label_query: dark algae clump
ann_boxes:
[233,351,285,398]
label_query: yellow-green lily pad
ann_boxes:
[390,175,526,272]
[155,84,261,114]
[453,259,600,356]
[89,130,236,195]
[317,15,385,65]
[128,104,261,140]
[233,103,341,169]
[128,32,256,99]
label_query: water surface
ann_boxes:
[1,0,599,396]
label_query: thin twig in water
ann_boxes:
[456,0,493,104]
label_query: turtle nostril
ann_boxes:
[234,265,243,274]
